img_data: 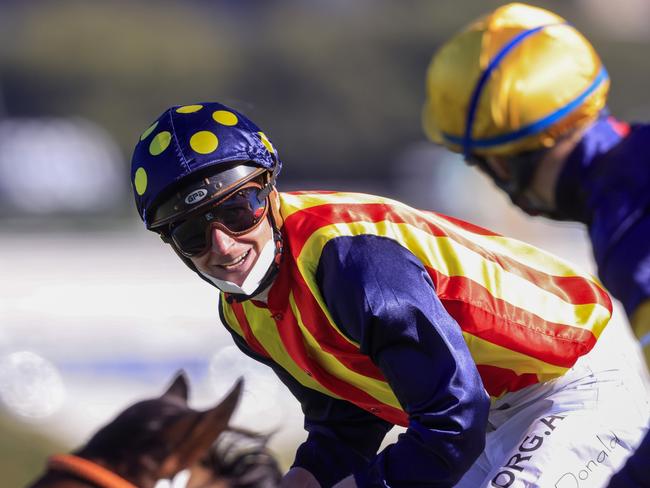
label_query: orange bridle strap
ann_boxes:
[48,454,138,488]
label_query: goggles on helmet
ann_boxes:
[164,182,269,258]
[148,164,268,230]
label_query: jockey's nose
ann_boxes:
[209,226,235,254]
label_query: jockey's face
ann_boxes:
[188,216,273,287]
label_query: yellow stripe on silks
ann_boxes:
[221,301,246,338]
[430,217,604,284]
[237,299,340,397]
[288,294,403,410]
[430,236,609,338]
[298,221,610,336]
[280,191,415,220]
[462,331,569,382]
[283,191,601,286]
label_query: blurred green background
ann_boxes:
[2,1,649,486]
[2,0,649,191]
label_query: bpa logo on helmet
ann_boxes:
[184,189,208,205]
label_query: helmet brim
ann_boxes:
[148,163,267,230]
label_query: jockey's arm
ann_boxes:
[225,334,392,488]
[314,235,490,487]
[225,327,393,487]
[221,236,490,486]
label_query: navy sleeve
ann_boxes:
[590,125,650,315]
[556,119,650,315]
[219,300,393,487]
[316,235,490,487]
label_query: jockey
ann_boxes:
[131,102,646,487]
[421,4,650,486]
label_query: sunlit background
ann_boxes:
[2,1,650,486]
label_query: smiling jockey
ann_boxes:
[131,102,647,487]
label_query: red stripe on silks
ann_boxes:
[452,244,611,308]
[268,248,387,381]
[230,301,272,359]
[281,200,499,256]
[607,116,631,137]
[273,304,408,426]
[283,201,610,308]
[421,214,611,307]
[427,214,609,311]
[267,243,293,313]
[476,364,540,397]
[422,210,502,236]
[437,276,597,368]
[290,269,386,381]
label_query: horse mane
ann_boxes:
[205,427,282,488]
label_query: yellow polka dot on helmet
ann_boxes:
[134,167,148,195]
[189,130,219,154]
[140,121,158,141]
[258,132,275,155]
[213,110,238,126]
[176,104,203,114]
[422,2,609,156]
[149,131,172,156]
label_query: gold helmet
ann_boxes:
[422,2,609,157]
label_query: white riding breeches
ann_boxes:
[455,347,650,488]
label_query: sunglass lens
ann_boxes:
[171,217,209,256]
[169,187,267,257]
[216,188,266,232]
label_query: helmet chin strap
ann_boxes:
[199,238,276,296]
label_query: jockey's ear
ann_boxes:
[159,378,244,477]
[162,370,189,402]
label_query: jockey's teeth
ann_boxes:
[222,250,249,268]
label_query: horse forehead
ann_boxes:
[111,398,194,435]
[127,397,192,418]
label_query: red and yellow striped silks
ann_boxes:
[220,192,612,426]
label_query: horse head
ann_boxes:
[28,372,260,488]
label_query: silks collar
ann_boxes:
[48,454,137,488]
[555,113,630,222]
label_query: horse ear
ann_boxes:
[206,377,243,424]
[162,370,189,402]
[160,378,244,475]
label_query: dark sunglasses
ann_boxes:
[166,184,268,257]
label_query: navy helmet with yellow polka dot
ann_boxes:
[131,102,280,228]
